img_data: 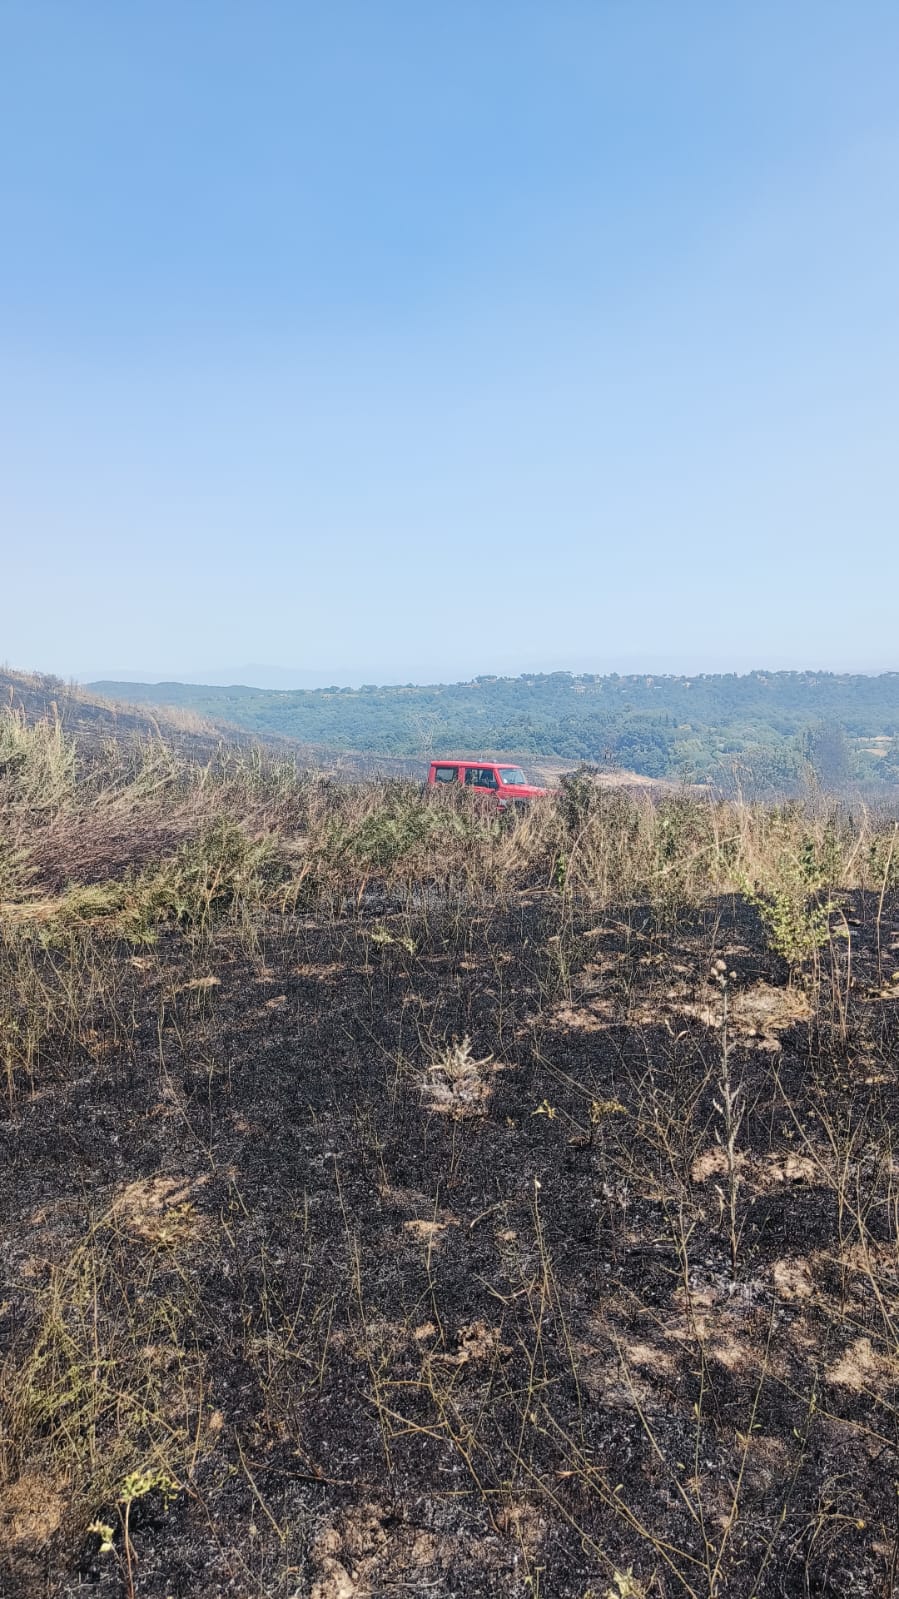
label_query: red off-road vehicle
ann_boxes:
[427,759,547,810]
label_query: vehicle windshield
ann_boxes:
[498,767,527,786]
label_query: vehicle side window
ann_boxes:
[463,767,479,786]
[476,767,498,789]
[433,765,458,784]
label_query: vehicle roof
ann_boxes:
[430,757,522,764]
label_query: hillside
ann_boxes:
[1,669,240,755]
[89,670,899,789]
[3,710,899,1597]
[0,670,421,783]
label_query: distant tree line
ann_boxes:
[89,670,899,791]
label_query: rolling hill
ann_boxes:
[88,669,899,788]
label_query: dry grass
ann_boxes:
[2,709,899,1596]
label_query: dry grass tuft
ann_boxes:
[420,1036,500,1118]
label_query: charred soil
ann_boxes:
[2,884,899,1599]
[3,727,899,1597]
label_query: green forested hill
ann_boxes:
[89,670,899,788]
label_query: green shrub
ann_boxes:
[867,826,899,892]
[557,765,602,833]
[348,798,470,871]
[741,821,840,972]
[139,818,284,930]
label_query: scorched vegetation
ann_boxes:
[2,708,899,1598]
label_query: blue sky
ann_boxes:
[2,1,898,686]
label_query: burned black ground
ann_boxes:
[3,870,899,1599]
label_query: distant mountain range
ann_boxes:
[81,665,363,691]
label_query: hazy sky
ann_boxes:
[2,2,898,686]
